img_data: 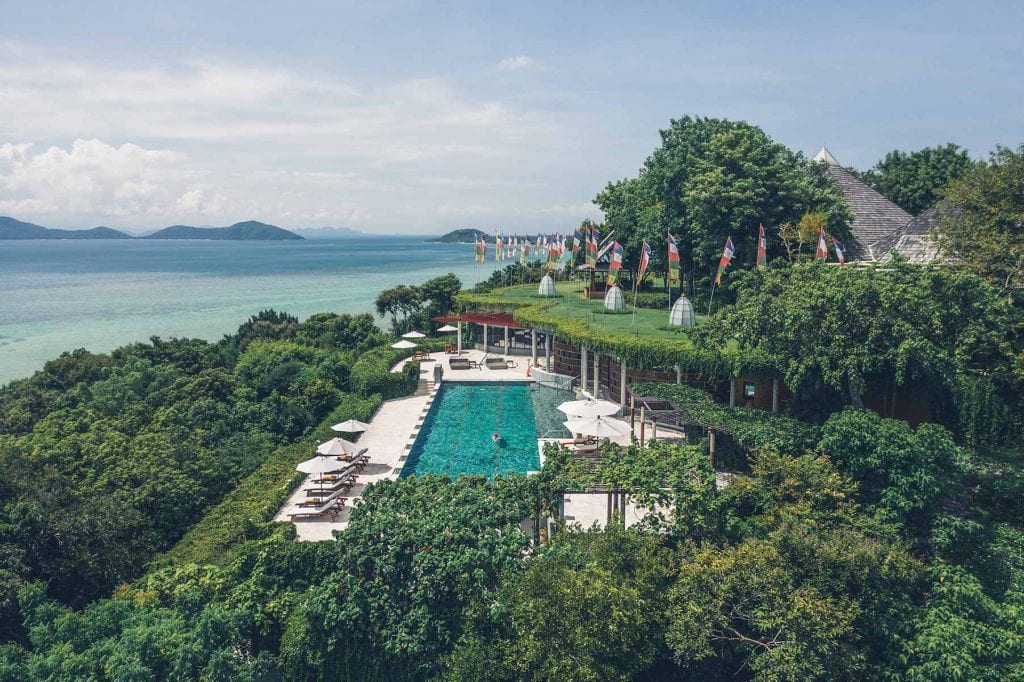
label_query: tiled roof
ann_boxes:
[821,161,913,260]
[869,204,952,263]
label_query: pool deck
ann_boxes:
[276,348,535,541]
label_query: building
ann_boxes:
[814,147,941,262]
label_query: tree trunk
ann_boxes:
[847,375,864,409]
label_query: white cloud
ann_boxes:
[497,55,534,71]
[0,43,601,232]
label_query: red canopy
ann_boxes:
[433,312,525,329]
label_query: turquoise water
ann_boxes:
[402,382,545,478]
[0,238,501,384]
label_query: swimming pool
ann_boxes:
[401,382,571,478]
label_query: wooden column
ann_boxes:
[580,345,588,392]
[619,361,627,406]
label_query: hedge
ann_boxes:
[632,382,820,469]
[349,338,447,399]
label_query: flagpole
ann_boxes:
[631,269,639,328]
[707,282,717,316]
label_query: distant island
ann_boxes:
[427,228,493,243]
[0,217,303,240]
[146,221,303,240]
[0,217,133,239]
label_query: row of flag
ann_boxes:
[474,224,848,285]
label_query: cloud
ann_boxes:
[0,43,600,232]
[497,55,534,71]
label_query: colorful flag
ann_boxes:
[667,232,680,282]
[546,241,559,270]
[756,223,767,269]
[475,236,486,262]
[572,226,582,255]
[587,227,601,267]
[638,240,652,282]
[713,236,735,286]
[607,242,624,285]
[815,227,828,260]
[833,238,847,265]
[520,240,529,264]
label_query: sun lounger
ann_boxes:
[296,488,345,508]
[485,357,509,370]
[304,474,357,495]
[449,357,472,369]
[335,447,370,463]
[288,497,347,521]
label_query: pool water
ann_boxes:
[401,382,571,478]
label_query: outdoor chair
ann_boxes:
[444,344,457,354]
[289,497,347,521]
[449,357,472,369]
[485,357,509,370]
[411,350,432,361]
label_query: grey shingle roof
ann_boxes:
[821,160,912,260]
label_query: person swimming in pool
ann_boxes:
[492,433,500,443]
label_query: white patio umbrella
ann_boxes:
[563,416,631,439]
[436,324,458,333]
[402,330,427,338]
[316,437,361,456]
[391,340,417,349]
[557,398,621,418]
[296,455,344,475]
[331,419,370,433]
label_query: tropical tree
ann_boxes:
[595,115,851,292]
[860,143,974,215]
[936,143,1024,295]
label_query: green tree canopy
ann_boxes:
[595,116,851,289]
[937,143,1024,294]
[860,143,975,215]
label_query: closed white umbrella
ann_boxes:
[391,340,417,349]
[557,399,621,418]
[331,419,370,433]
[563,416,631,439]
[316,437,360,456]
[437,324,458,333]
[296,456,344,475]
[402,331,427,338]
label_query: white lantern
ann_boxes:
[538,274,555,296]
[603,285,625,311]
[669,294,696,327]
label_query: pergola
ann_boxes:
[433,312,526,355]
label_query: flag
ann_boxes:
[815,227,828,260]
[572,226,582,255]
[638,240,652,282]
[586,227,600,267]
[546,241,559,270]
[607,242,624,285]
[713,236,735,286]
[667,232,680,282]
[757,223,767,269]
[520,240,529,264]
[833,238,847,265]
[475,236,486,262]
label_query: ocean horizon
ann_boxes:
[0,237,503,385]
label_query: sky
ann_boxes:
[0,0,1021,235]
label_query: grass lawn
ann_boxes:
[484,281,704,341]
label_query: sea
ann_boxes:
[0,238,502,385]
